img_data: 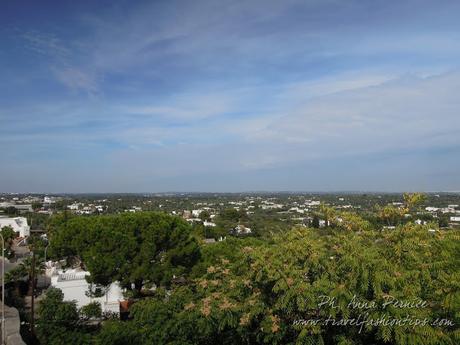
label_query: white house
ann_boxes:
[67,203,81,211]
[192,209,203,217]
[49,268,124,315]
[305,200,321,207]
[260,203,283,210]
[450,216,460,222]
[43,196,56,204]
[0,217,30,237]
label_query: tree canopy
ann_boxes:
[96,219,460,345]
[48,212,200,294]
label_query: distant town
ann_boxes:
[2,192,460,237]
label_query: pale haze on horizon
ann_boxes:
[1,0,460,193]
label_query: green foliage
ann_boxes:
[45,205,459,345]
[403,193,427,212]
[95,320,141,345]
[36,287,92,345]
[199,210,211,221]
[5,264,28,284]
[0,225,16,242]
[48,212,200,292]
[311,215,320,228]
[28,211,50,230]
[1,225,16,257]
[336,212,373,232]
[80,301,102,319]
[96,222,459,345]
[377,204,404,226]
[193,223,227,240]
[215,208,249,234]
[319,204,337,227]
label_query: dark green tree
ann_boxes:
[49,212,200,295]
[80,301,102,320]
[0,225,16,257]
[199,210,211,222]
[36,288,92,345]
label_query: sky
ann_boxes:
[1,0,460,193]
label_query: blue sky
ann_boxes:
[1,0,460,192]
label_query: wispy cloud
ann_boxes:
[52,67,99,95]
[2,0,460,191]
[121,92,235,122]
[258,72,460,157]
[19,30,98,95]
[21,31,70,59]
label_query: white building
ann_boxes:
[192,209,203,217]
[233,224,252,235]
[305,200,321,207]
[450,216,460,222]
[67,203,81,211]
[49,268,124,315]
[0,217,30,237]
[260,203,283,210]
[289,207,305,214]
[43,196,56,204]
[0,203,32,212]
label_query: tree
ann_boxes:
[49,212,200,295]
[1,225,17,257]
[337,212,373,231]
[36,288,92,345]
[438,214,449,228]
[403,192,427,213]
[377,204,404,226]
[199,210,211,222]
[95,320,141,345]
[80,301,102,320]
[319,204,336,227]
[98,221,459,345]
[311,214,320,228]
[32,201,43,211]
